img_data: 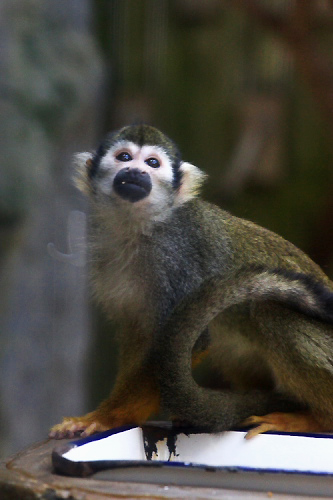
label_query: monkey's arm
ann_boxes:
[49,361,160,438]
[49,325,209,439]
[50,322,161,438]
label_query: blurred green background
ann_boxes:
[1,0,333,457]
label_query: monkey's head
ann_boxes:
[74,124,206,218]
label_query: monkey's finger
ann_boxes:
[81,421,109,437]
[245,423,276,440]
[49,416,98,439]
[49,422,85,439]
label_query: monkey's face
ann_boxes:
[96,141,175,205]
[74,125,207,219]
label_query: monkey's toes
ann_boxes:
[242,411,323,439]
[242,415,277,439]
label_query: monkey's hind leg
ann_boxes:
[242,302,333,438]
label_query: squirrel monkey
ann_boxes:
[50,124,333,439]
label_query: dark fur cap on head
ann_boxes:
[89,124,183,189]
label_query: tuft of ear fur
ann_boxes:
[176,162,207,204]
[72,152,93,194]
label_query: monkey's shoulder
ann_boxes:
[152,200,234,267]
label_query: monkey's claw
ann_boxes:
[49,416,109,439]
[242,411,323,439]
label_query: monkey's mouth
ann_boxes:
[113,168,152,203]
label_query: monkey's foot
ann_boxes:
[49,414,110,439]
[242,412,323,440]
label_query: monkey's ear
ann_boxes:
[72,152,93,194]
[176,162,207,204]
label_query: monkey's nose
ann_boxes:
[113,166,152,202]
[125,167,148,176]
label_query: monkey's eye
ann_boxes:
[145,157,160,168]
[116,152,132,162]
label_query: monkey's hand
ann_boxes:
[242,412,324,439]
[49,401,157,439]
[49,370,160,439]
[49,411,114,439]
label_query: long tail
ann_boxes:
[231,266,333,323]
[153,267,333,431]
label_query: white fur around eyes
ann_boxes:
[73,144,207,223]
